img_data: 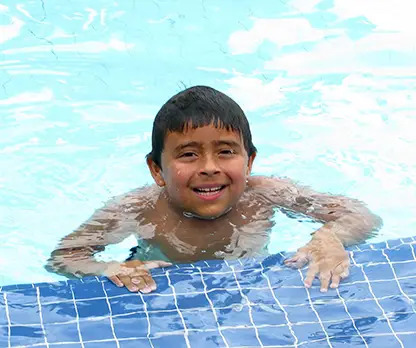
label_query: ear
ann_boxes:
[246,152,256,176]
[146,157,166,187]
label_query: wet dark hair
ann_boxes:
[147,85,257,168]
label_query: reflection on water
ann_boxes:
[0,0,415,285]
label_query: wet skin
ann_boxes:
[47,125,382,293]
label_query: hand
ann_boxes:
[104,260,172,293]
[284,230,350,292]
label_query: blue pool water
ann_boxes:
[1,1,416,345]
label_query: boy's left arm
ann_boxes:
[250,176,382,292]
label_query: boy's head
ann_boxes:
[146,86,257,219]
[147,86,256,168]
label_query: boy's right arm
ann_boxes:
[46,192,171,292]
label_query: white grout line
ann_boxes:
[335,288,368,347]
[100,282,120,348]
[229,264,264,348]
[69,285,85,348]
[197,266,229,348]
[297,269,333,348]
[36,287,49,348]
[3,292,11,348]
[259,262,298,347]
[381,249,416,308]
[351,253,404,348]
[165,270,191,348]
[139,292,155,348]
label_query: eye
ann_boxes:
[179,152,197,159]
[219,149,235,156]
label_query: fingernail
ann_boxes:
[320,288,328,293]
[141,287,151,294]
[130,286,138,292]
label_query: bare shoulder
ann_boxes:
[247,175,295,190]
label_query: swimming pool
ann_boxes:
[0,0,415,308]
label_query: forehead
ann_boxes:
[164,124,243,146]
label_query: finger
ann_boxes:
[304,263,319,288]
[319,271,331,292]
[118,275,139,292]
[141,275,157,293]
[285,255,309,269]
[142,260,173,270]
[108,275,124,287]
[330,274,341,289]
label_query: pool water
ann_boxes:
[1,0,415,286]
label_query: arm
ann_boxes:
[46,187,171,292]
[250,176,382,291]
[250,175,382,246]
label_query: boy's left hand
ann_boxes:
[284,230,350,292]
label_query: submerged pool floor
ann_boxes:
[1,238,416,347]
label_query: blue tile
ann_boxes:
[385,245,415,262]
[379,295,414,313]
[392,261,416,278]
[222,327,262,346]
[0,299,8,326]
[243,287,276,306]
[314,301,350,322]
[41,302,77,323]
[217,306,252,327]
[364,263,395,281]
[79,317,115,341]
[291,323,327,344]
[285,304,318,323]
[168,274,204,293]
[398,333,416,347]
[208,289,243,307]
[337,282,373,301]
[109,294,145,315]
[266,267,298,287]
[76,299,110,318]
[150,273,172,294]
[72,282,106,300]
[112,312,149,339]
[202,272,238,290]
[148,310,185,333]
[188,330,226,347]
[84,341,119,348]
[389,311,416,332]
[361,333,404,347]
[235,269,269,288]
[257,326,296,346]
[273,287,309,305]
[181,308,218,330]
[0,326,9,347]
[387,239,404,248]
[398,278,416,295]
[143,293,176,311]
[251,304,286,326]
[324,318,365,337]
[44,322,80,343]
[151,333,189,348]
[118,338,153,348]
[8,303,40,325]
[176,293,210,310]
[345,299,383,319]
[349,317,391,335]
[371,280,401,298]
[330,334,370,346]
[353,249,386,264]
[10,325,45,346]
[6,289,37,305]
[40,284,74,303]
[343,266,366,283]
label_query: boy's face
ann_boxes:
[148,123,256,219]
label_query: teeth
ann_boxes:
[196,186,222,192]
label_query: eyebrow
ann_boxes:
[174,140,242,153]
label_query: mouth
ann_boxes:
[192,185,227,200]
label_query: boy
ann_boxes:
[47,86,381,293]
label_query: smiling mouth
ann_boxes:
[192,185,226,195]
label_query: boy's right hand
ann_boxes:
[104,260,172,293]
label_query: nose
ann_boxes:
[200,155,220,176]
